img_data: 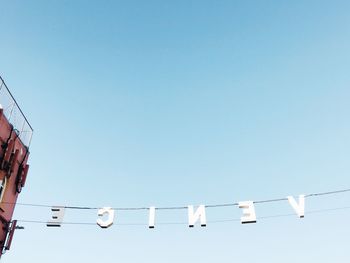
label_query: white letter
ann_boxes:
[287,195,305,218]
[97,207,115,228]
[47,206,65,227]
[188,205,206,227]
[149,206,156,229]
[238,201,256,224]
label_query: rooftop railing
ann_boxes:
[0,76,33,148]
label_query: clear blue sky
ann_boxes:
[1,0,350,262]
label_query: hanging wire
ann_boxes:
[7,187,350,211]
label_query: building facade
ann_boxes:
[0,77,32,258]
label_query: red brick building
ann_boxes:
[0,77,32,258]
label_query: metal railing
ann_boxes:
[0,76,33,147]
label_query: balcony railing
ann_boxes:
[0,77,33,148]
